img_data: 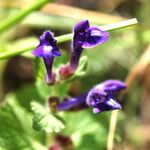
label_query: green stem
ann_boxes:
[101,18,138,31]
[0,0,52,33]
[0,18,138,60]
[56,33,73,43]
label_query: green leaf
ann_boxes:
[0,94,46,150]
[53,83,70,99]
[60,109,110,150]
[75,56,88,76]
[31,101,65,133]
[12,84,43,112]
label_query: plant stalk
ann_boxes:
[0,18,138,60]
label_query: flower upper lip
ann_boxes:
[32,31,61,58]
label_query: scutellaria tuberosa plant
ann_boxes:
[32,20,126,114]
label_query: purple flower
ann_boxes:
[73,20,109,49]
[57,80,126,114]
[86,80,126,113]
[59,20,109,77]
[32,31,61,85]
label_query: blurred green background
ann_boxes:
[0,0,150,150]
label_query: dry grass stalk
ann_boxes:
[107,44,150,150]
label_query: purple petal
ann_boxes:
[86,87,107,107]
[39,31,54,46]
[52,49,61,57]
[74,20,89,33]
[92,96,122,114]
[73,20,90,48]
[82,27,109,48]
[43,57,54,85]
[93,108,101,113]
[103,80,127,92]
[32,45,53,57]
[105,97,122,110]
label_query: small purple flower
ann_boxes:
[86,80,126,113]
[59,20,109,77]
[57,80,126,114]
[32,31,61,85]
